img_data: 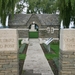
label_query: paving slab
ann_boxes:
[23,39,54,75]
[22,70,41,75]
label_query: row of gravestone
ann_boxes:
[0,29,75,75]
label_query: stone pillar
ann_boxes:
[0,29,19,75]
[59,29,75,75]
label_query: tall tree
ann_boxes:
[27,0,57,14]
[71,0,75,25]
[58,0,75,28]
[0,0,20,27]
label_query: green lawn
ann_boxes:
[45,44,59,60]
[50,44,59,54]
[29,31,38,38]
[19,40,26,60]
[45,43,59,68]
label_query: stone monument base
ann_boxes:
[59,50,75,75]
[0,51,19,75]
[59,29,75,75]
[0,29,19,75]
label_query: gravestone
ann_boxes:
[59,29,75,75]
[44,38,53,52]
[0,29,19,75]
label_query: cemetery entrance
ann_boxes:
[29,22,39,38]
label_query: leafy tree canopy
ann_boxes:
[0,0,22,27]
[57,0,75,28]
[0,0,57,27]
[26,0,57,14]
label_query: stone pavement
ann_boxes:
[23,39,54,75]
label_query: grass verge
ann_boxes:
[45,44,59,60]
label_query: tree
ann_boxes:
[71,0,75,26]
[16,0,27,14]
[0,0,20,27]
[26,0,57,14]
[58,0,75,28]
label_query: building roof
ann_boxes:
[8,14,60,26]
[36,14,59,25]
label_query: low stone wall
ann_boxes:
[59,50,75,75]
[0,51,19,75]
[18,29,29,38]
[17,29,59,38]
[39,29,59,38]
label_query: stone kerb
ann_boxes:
[59,29,75,75]
[0,29,19,75]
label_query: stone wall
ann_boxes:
[18,29,29,38]
[14,25,59,39]
[0,29,19,75]
[9,25,59,39]
[0,51,19,75]
[17,28,59,38]
[59,29,75,75]
[59,50,75,75]
[39,26,59,38]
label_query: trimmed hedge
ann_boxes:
[19,43,26,54]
